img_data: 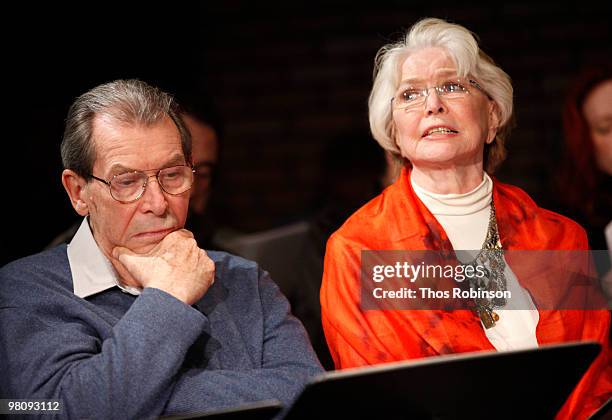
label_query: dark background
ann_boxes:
[3,2,611,265]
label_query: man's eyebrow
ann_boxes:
[107,163,134,175]
[107,154,187,175]
[163,154,188,167]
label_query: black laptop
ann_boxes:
[163,341,601,420]
[281,341,601,420]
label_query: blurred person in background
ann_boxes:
[292,133,400,370]
[178,93,223,250]
[556,63,612,300]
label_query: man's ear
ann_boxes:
[486,102,501,144]
[62,169,90,216]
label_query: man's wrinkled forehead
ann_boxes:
[91,113,157,140]
[91,114,129,147]
[90,114,185,172]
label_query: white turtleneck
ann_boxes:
[411,173,539,351]
[411,173,493,250]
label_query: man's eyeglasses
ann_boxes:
[391,77,490,112]
[89,165,195,203]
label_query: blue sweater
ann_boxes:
[0,246,323,418]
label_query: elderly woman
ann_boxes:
[321,18,611,419]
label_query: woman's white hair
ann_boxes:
[368,17,514,172]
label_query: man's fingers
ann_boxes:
[174,229,194,239]
[112,246,136,262]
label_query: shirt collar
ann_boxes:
[68,217,142,298]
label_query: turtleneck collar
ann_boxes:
[411,172,493,216]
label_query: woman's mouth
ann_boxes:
[422,127,459,137]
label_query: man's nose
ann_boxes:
[140,176,169,215]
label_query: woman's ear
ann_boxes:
[390,122,401,149]
[62,169,90,216]
[486,102,501,144]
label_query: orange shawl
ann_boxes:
[321,168,611,419]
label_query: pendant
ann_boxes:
[478,308,499,329]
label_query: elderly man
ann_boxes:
[0,79,322,418]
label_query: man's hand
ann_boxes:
[112,229,215,305]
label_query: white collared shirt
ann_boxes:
[68,218,142,298]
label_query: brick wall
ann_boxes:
[197,2,612,231]
[3,2,611,263]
